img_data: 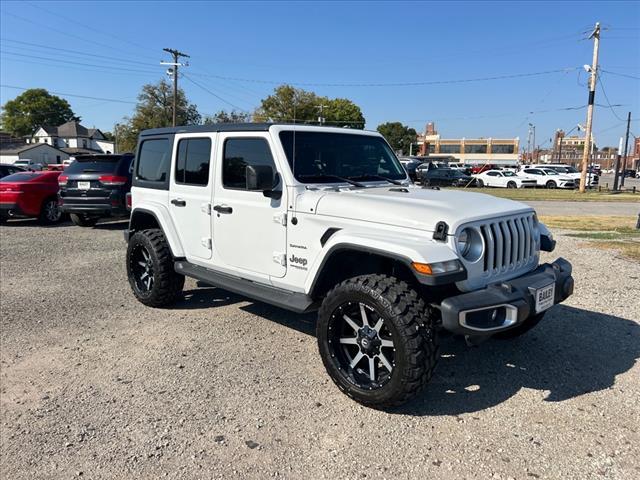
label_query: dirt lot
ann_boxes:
[1,219,639,480]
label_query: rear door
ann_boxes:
[169,134,215,261]
[211,133,287,278]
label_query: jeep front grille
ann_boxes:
[478,213,538,274]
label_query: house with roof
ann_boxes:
[0,136,70,165]
[26,120,115,156]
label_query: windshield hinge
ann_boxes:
[201,237,212,249]
[201,203,211,215]
[433,221,449,241]
[273,212,287,226]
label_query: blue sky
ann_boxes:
[1,1,639,149]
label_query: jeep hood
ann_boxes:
[313,186,534,233]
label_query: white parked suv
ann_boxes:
[526,164,598,187]
[124,124,574,408]
[519,167,576,189]
[474,169,537,188]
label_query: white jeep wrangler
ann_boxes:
[125,124,574,408]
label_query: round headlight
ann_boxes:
[456,227,484,262]
[457,229,471,256]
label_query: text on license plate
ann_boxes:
[78,181,91,190]
[535,283,555,313]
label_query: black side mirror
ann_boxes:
[246,165,274,191]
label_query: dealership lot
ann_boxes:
[1,220,639,479]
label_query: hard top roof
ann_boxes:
[140,123,371,137]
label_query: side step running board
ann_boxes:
[174,261,317,313]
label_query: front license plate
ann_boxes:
[78,181,91,190]
[535,283,555,313]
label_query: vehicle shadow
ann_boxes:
[171,288,639,414]
[94,220,129,230]
[0,218,73,228]
[397,305,640,416]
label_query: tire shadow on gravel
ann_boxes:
[173,283,317,335]
[396,305,640,416]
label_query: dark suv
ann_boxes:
[58,154,134,227]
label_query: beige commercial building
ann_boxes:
[416,122,520,166]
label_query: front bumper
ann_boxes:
[439,258,573,336]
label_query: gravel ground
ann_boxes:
[1,219,639,480]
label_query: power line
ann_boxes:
[0,84,137,104]
[181,74,248,112]
[1,38,157,68]
[189,67,579,88]
[601,69,640,80]
[597,75,625,122]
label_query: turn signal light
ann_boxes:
[412,262,433,275]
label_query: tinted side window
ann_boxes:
[137,139,171,182]
[175,138,211,186]
[223,138,276,190]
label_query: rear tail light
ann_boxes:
[58,175,68,186]
[99,175,127,186]
[126,192,132,210]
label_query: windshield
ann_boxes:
[64,158,119,174]
[503,171,517,177]
[279,131,406,183]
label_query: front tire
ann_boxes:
[546,181,557,189]
[70,213,99,227]
[38,198,63,225]
[317,274,438,409]
[507,181,517,189]
[126,228,184,307]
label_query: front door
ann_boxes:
[169,135,214,261]
[212,133,287,278]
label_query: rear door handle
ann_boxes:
[213,205,233,214]
[171,198,186,207]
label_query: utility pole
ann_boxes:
[527,124,533,163]
[613,136,623,191]
[620,112,632,188]
[579,22,600,193]
[161,48,190,127]
[532,125,536,161]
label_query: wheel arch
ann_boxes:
[128,206,185,258]
[308,245,421,300]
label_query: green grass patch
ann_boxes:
[466,188,639,202]
[567,231,638,240]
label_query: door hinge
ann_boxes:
[273,252,286,266]
[201,203,212,215]
[273,212,287,226]
[201,237,212,249]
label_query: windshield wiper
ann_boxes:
[298,174,365,187]
[349,174,404,185]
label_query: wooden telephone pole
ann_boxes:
[579,23,600,193]
[161,48,190,127]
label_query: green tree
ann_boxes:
[377,122,417,154]
[254,85,365,128]
[203,109,251,124]
[323,98,365,129]
[0,88,79,137]
[116,79,201,152]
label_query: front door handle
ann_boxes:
[213,204,233,214]
[171,198,186,207]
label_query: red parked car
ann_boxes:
[470,164,499,174]
[0,171,64,224]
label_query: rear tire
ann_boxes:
[126,228,184,307]
[476,179,484,188]
[494,312,546,339]
[38,198,63,225]
[317,274,438,409]
[70,213,99,227]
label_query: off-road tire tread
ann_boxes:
[127,228,184,308]
[318,274,438,409]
